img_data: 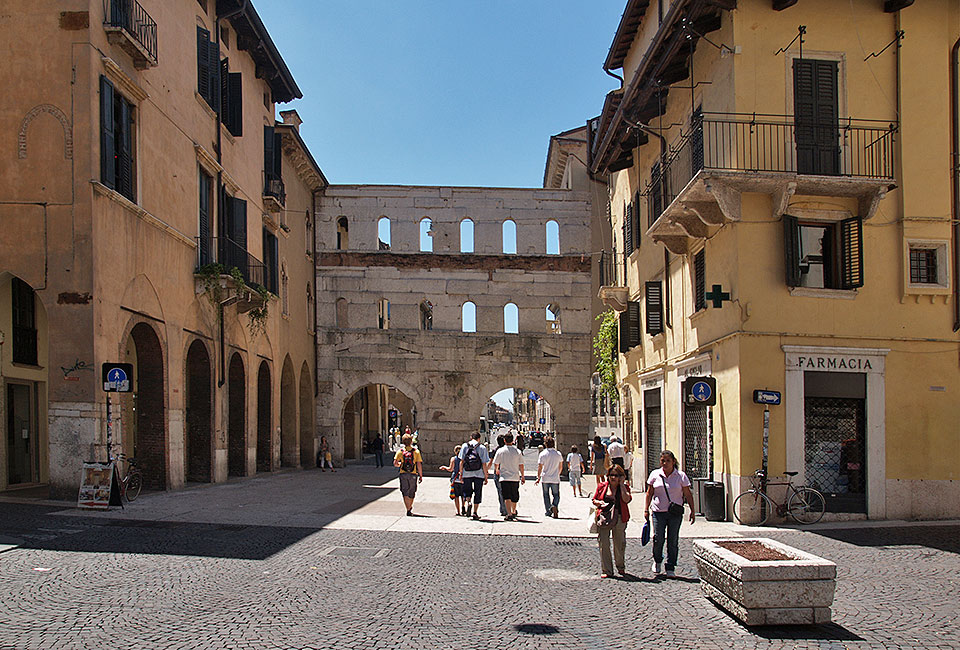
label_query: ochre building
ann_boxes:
[592,0,960,520]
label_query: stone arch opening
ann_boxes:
[341,383,417,460]
[460,218,474,252]
[299,362,314,467]
[127,322,166,490]
[256,360,272,472]
[502,219,517,254]
[185,339,212,482]
[419,217,433,252]
[477,379,561,444]
[503,302,519,334]
[546,219,560,254]
[336,297,349,328]
[462,301,476,332]
[280,356,297,467]
[228,352,246,477]
[378,216,391,250]
[336,216,349,250]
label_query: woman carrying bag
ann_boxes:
[591,464,632,578]
[644,450,695,577]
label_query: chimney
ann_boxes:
[279,109,303,131]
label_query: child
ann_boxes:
[566,445,585,497]
[440,445,464,516]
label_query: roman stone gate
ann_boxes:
[314,185,593,465]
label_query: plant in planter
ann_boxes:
[693,538,837,626]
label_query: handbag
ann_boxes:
[587,506,598,534]
[449,484,456,500]
[664,476,685,516]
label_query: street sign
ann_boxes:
[682,376,716,406]
[101,363,133,392]
[539,417,545,424]
[753,390,782,405]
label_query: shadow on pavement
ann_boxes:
[750,622,864,642]
[809,525,960,555]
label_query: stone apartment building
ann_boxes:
[593,0,959,520]
[0,0,322,496]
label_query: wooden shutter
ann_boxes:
[220,58,230,120]
[198,172,211,266]
[227,72,243,136]
[645,281,663,335]
[270,233,279,293]
[117,97,134,201]
[650,161,663,228]
[197,27,210,104]
[627,300,642,348]
[272,130,283,178]
[625,202,635,255]
[264,125,275,182]
[99,76,116,190]
[208,40,220,114]
[694,248,706,311]
[691,108,704,175]
[618,309,630,353]
[230,197,247,251]
[838,216,863,289]
[633,190,642,245]
[783,214,801,287]
[794,59,839,175]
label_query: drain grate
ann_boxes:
[319,546,390,558]
[554,540,582,547]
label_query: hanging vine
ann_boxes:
[195,263,271,338]
[593,309,619,400]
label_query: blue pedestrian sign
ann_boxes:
[682,376,717,406]
[753,389,782,405]
[102,363,133,392]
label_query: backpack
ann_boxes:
[400,448,416,473]
[463,443,483,472]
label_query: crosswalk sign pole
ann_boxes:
[106,394,112,463]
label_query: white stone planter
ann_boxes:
[693,538,837,626]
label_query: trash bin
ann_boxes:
[702,481,726,521]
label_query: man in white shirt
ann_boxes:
[536,436,564,518]
[493,432,524,521]
[607,436,626,468]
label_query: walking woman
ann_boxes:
[590,436,608,483]
[644,450,695,577]
[319,436,335,472]
[592,464,632,578]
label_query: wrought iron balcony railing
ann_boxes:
[196,237,266,290]
[598,250,625,288]
[102,0,158,67]
[645,113,897,227]
[264,175,286,206]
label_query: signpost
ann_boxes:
[682,376,717,406]
[753,389,782,522]
[80,363,134,509]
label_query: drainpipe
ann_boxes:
[951,37,960,331]
[312,188,320,397]
[604,67,625,88]
[214,0,247,387]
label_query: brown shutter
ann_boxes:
[838,216,864,289]
[625,202,634,255]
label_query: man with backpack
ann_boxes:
[456,431,490,520]
[393,432,423,516]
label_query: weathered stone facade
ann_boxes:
[315,185,594,464]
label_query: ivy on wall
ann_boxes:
[593,309,618,401]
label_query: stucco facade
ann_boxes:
[0,0,320,496]
[593,0,960,520]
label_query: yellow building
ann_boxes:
[592,0,959,520]
[0,0,323,496]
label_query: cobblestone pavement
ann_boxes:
[1,497,958,650]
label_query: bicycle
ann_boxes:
[732,469,825,525]
[113,453,143,502]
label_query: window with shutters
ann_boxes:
[198,169,213,266]
[219,58,243,137]
[196,26,220,113]
[263,126,284,204]
[783,215,863,290]
[219,191,249,281]
[793,58,840,176]
[624,201,635,257]
[11,277,38,366]
[693,248,706,312]
[645,281,664,335]
[99,76,136,202]
[263,228,279,294]
[618,301,641,352]
[649,161,664,228]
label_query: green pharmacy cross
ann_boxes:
[705,284,731,308]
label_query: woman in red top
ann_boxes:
[592,464,632,578]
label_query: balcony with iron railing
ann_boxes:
[263,174,286,213]
[597,250,629,312]
[195,237,269,303]
[102,0,158,69]
[642,112,897,254]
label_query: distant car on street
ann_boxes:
[529,431,545,446]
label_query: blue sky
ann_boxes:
[256,1,625,187]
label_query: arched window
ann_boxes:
[460,219,474,253]
[336,217,349,250]
[546,220,560,255]
[461,301,476,333]
[419,218,433,252]
[502,220,517,254]
[336,297,348,328]
[503,302,518,334]
[546,303,561,334]
[419,300,433,330]
[377,216,391,250]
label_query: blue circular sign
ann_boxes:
[108,368,128,383]
[691,381,712,402]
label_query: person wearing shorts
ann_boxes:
[393,433,423,516]
[457,432,490,520]
[493,432,525,520]
[566,445,585,497]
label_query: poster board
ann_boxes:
[78,462,121,509]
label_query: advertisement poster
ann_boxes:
[77,462,116,509]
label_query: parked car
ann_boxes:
[529,431,545,446]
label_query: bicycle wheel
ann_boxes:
[732,490,773,526]
[125,471,143,502]
[788,487,825,524]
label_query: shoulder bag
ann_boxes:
[664,475,685,516]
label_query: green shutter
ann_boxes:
[783,214,801,287]
[117,97,134,201]
[197,26,210,104]
[627,300,642,348]
[227,72,243,136]
[645,282,663,335]
[619,309,629,353]
[99,76,116,190]
[625,202,634,255]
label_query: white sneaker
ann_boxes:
[651,562,662,575]
[665,569,676,578]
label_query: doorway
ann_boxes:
[6,382,39,485]
[643,388,662,479]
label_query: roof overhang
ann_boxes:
[217,0,302,103]
[543,125,588,189]
[604,0,652,71]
